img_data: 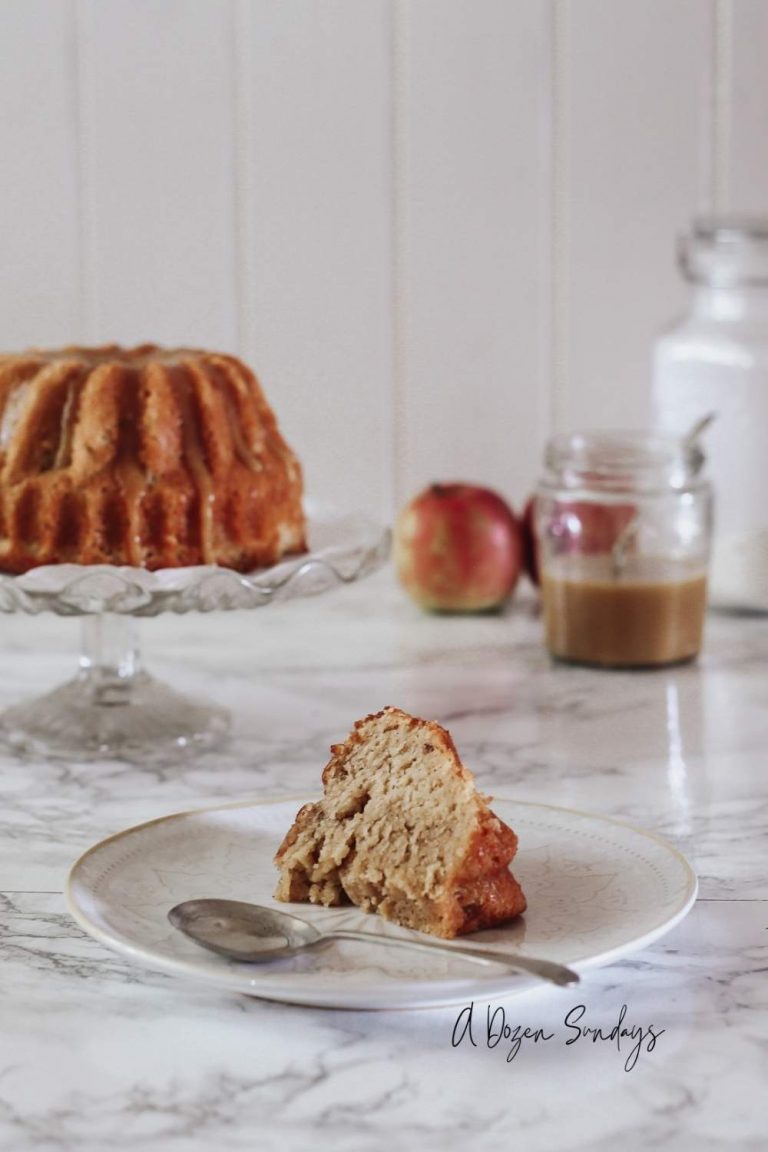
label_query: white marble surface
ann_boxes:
[0,569,765,1151]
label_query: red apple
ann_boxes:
[521,496,540,586]
[394,483,522,612]
[547,501,636,555]
[521,495,637,586]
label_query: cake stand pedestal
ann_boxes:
[1,614,229,762]
[0,508,389,764]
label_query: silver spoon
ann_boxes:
[168,898,579,988]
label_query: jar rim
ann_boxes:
[544,429,706,492]
[691,215,768,241]
[680,215,768,286]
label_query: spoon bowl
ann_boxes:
[168,899,323,961]
[168,898,580,987]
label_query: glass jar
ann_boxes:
[535,431,712,668]
[653,217,768,610]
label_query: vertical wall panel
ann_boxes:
[396,0,551,511]
[728,0,768,214]
[77,0,238,349]
[561,0,712,430]
[237,0,393,516]
[0,1,80,350]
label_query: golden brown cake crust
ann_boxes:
[0,344,306,572]
[274,706,527,938]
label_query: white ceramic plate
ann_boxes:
[67,798,697,1010]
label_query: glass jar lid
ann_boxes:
[679,216,768,286]
[543,430,706,494]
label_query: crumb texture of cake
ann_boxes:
[273,706,526,938]
[0,344,306,573]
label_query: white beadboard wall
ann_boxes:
[0,0,766,518]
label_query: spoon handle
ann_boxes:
[328,930,579,987]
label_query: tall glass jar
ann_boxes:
[653,217,768,610]
[535,431,712,668]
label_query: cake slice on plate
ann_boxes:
[274,706,526,938]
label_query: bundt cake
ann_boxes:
[0,344,306,572]
[274,707,527,938]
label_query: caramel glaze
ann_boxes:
[0,345,306,573]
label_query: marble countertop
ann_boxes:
[0,569,765,1151]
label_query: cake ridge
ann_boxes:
[171,363,217,561]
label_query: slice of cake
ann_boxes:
[273,707,526,938]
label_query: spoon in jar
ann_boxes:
[168,898,579,988]
[611,412,717,577]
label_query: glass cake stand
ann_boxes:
[0,507,389,764]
